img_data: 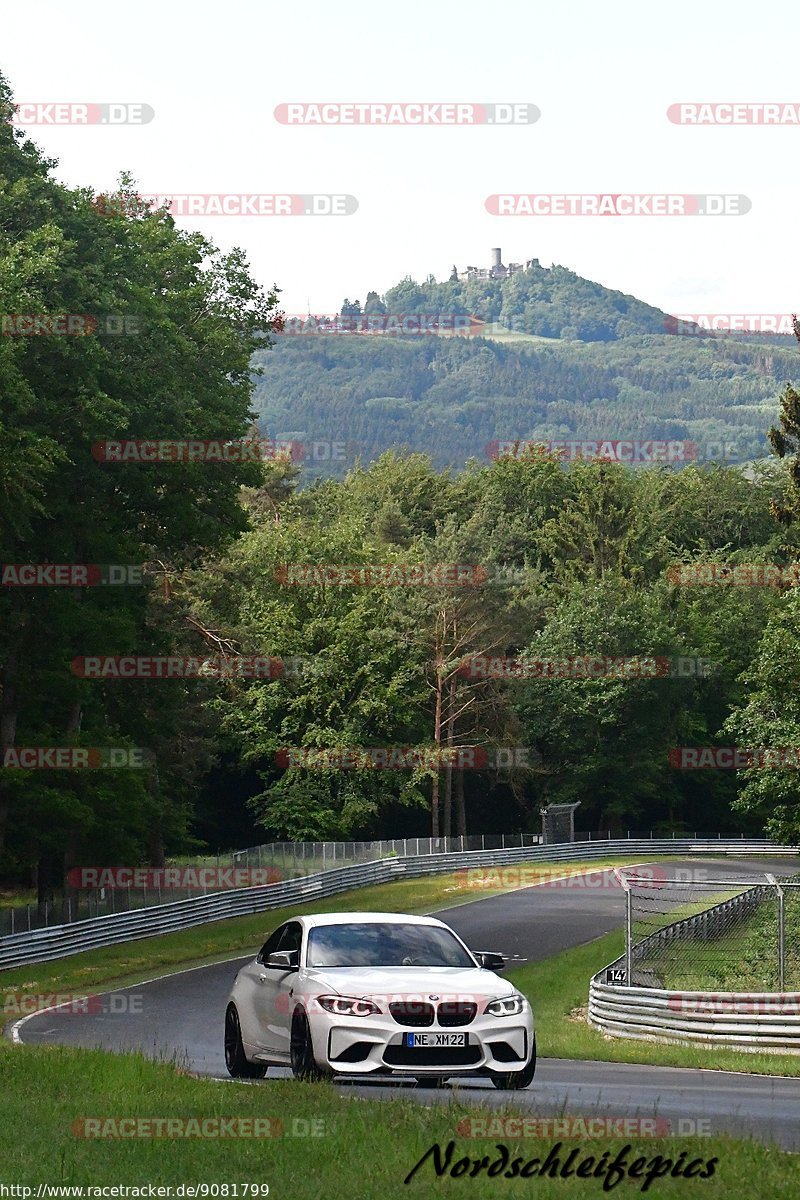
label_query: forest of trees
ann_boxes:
[5,67,800,897]
[254,324,794,483]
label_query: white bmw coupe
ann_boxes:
[224,911,536,1089]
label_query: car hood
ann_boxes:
[301,965,518,1002]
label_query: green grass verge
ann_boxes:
[508,931,800,1077]
[2,855,800,1195]
[0,1038,797,1197]
[651,894,800,992]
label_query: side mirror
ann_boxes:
[474,951,505,972]
[266,950,299,970]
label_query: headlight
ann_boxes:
[316,995,381,1017]
[485,994,525,1017]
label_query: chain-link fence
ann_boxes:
[0,832,546,936]
[0,830,769,937]
[229,833,543,879]
[619,868,800,991]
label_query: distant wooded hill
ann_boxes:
[252,262,797,478]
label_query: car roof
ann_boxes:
[278,911,448,930]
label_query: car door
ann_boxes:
[236,923,290,1056]
[248,921,302,1060]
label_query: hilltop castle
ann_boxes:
[451,248,540,283]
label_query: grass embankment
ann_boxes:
[2,855,800,1194]
[0,1037,797,1198]
[652,893,800,992]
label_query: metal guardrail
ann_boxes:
[0,837,795,971]
[589,875,800,1053]
[589,974,800,1054]
[0,831,772,937]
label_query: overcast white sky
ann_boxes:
[4,1,800,317]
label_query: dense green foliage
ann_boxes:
[383,263,671,341]
[183,451,800,845]
[254,330,791,481]
[0,72,279,890]
[5,65,800,892]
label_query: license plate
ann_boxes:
[403,1032,467,1048]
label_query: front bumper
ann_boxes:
[314,1010,534,1076]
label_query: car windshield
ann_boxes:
[306,922,475,968]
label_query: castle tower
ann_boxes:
[491,247,503,270]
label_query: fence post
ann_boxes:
[767,874,785,990]
[625,885,632,985]
[614,869,633,986]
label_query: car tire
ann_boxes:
[488,1037,536,1091]
[290,1008,331,1082]
[224,1004,267,1079]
